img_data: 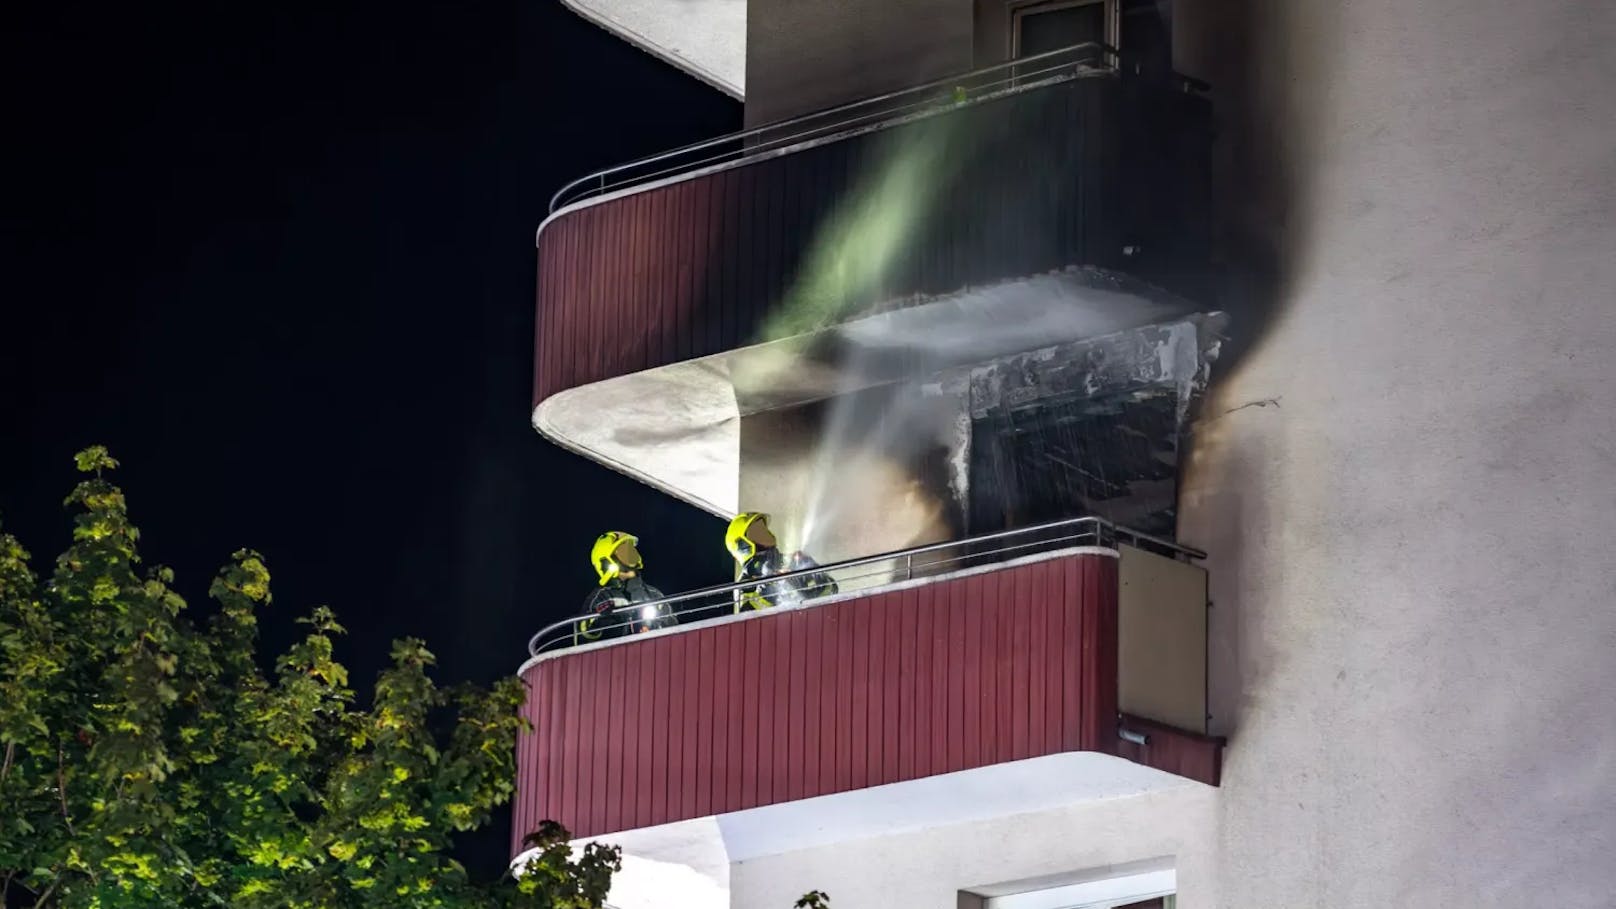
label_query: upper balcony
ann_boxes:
[511,516,1223,863]
[532,44,1218,538]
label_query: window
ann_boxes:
[976,868,1177,909]
[1010,0,1117,58]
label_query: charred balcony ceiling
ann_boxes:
[533,48,1218,548]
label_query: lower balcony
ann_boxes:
[511,517,1222,863]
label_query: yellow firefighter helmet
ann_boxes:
[591,531,641,586]
[725,512,774,563]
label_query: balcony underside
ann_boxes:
[516,751,1193,909]
[536,299,1224,560]
[558,0,744,99]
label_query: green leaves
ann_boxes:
[508,822,621,909]
[0,450,617,908]
[74,446,120,475]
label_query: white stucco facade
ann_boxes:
[1170,0,1616,905]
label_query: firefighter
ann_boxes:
[725,512,839,612]
[578,531,675,641]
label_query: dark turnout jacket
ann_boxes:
[733,548,838,612]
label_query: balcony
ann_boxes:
[511,517,1223,854]
[531,44,1219,534]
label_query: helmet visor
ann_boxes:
[613,540,642,570]
[746,519,776,551]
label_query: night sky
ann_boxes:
[2,4,737,700]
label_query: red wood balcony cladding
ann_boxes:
[532,77,1212,406]
[510,553,1118,848]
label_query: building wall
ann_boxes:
[1169,0,1616,905]
[729,783,1219,908]
[735,390,961,565]
[744,0,974,127]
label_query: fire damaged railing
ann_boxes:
[547,41,1121,213]
[525,516,1203,658]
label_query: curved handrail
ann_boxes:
[547,41,1118,213]
[526,515,1202,658]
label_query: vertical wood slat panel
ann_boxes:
[512,552,1120,848]
[882,592,903,784]
[1078,555,1119,751]
[753,617,775,808]
[721,164,749,357]
[950,577,970,771]
[770,613,793,802]
[604,645,626,832]
[569,641,593,838]
[557,658,576,832]
[592,646,615,836]
[639,188,663,374]
[617,192,643,378]
[849,599,870,791]
[1061,555,1084,752]
[1041,560,1064,756]
[649,627,672,826]
[724,615,746,812]
[615,193,638,382]
[976,572,1001,763]
[897,588,918,783]
[583,203,608,386]
[711,617,730,818]
[1026,562,1048,758]
[681,629,703,821]
[535,238,550,405]
[740,617,761,809]
[681,178,707,365]
[786,612,807,802]
[956,572,982,763]
[804,608,827,798]
[929,582,951,779]
[866,593,887,786]
[1008,567,1029,762]
[510,663,538,856]
[911,587,933,782]
[695,628,716,818]
[621,641,642,831]
[834,601,854,792]
[664,632,687,827]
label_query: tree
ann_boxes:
[0,448,620,907]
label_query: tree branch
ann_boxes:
[35,875,62,908]
[2,740,13,781]
[57,745,74,834]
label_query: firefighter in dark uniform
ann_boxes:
[579,531,676,641]
[725,512,838,612]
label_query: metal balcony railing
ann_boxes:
[526,515,1203,657]
[547,41,1122,213]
